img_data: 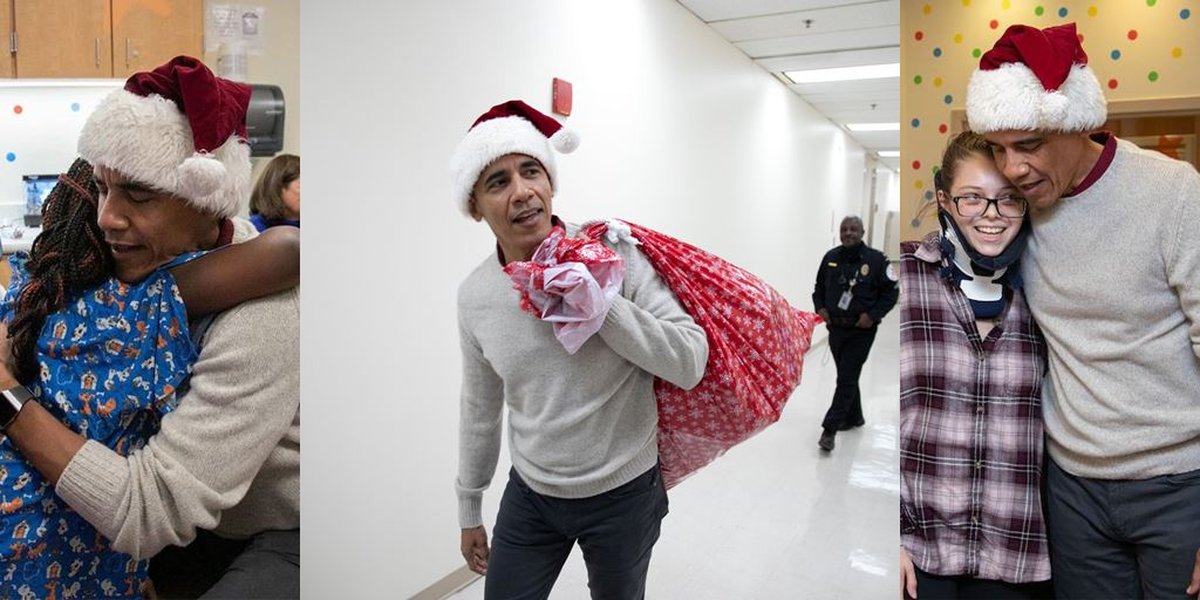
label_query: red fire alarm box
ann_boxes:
[552,78,573,116]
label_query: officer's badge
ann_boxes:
[860,264,870,277]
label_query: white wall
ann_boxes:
[302,1,871,596]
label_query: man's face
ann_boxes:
[840,218,864,247]
[983,130,1090,211]
[468,153,554,264]
[94,165,220,283]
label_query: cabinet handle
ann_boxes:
[9,31,16,55]
[125,38,131,68]
[95,38,101,67]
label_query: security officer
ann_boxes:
[812,216,897,452]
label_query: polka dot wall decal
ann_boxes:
[1002,0,1011,8]
[1108,78,1119,89]
[925,190,935,200]
[915,31,925,41]
[962,0,970,6]
[990,19,999,29]
[5,153,14,162]
[933,47,943,57]
[1182,8,1191,19]
[944,94,953,105]
[1111,49,1121,60]
[939,123,949,134]
[1172,47,1182,58]
[70,102,80,112]
[1035,6,1045,16]
[1088,5,1097,17]
[915,179,925,189]
[912,160,921,170]
[934,77,944,87]
[972,48,982,58]
[1058,7,1068,18]
[914,75,923,84]
[954,33,963,43]
[1146,0,1156,6]
[923,4,932,15]
[912,118,921,128]
[1148,70,1159,82]
[13,105,22,114]
[1128,30,1138,41]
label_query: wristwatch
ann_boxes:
[0,385,33,431]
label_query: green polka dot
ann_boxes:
[914,75,923,84]
[1148,70,1159,81]
[1035,6,1045,16]
[972,48,982,58]
[1146,0,1157,6]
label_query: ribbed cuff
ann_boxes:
[55,439,129,539]
[458,495,483,530]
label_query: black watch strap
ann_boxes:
[0,385,33,431]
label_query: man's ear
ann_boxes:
[467,196,483,222]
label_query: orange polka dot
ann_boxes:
[1128,30,1138,41]
[13,105,22,114]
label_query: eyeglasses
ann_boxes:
[950,194,1028,218]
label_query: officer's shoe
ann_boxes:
[818,429,836,452]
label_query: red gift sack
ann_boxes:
[580,219,820,489]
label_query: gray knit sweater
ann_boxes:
[455,221,708,528]
[1022,137,1200,479]
[55,219,300,558]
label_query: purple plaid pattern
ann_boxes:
[900,234,1050,584]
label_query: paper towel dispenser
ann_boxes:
[246,84,285,156]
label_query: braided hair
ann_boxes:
[7,158,114,383]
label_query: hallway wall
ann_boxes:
[301,1,875,596]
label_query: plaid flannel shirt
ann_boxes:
[899,234,1050,584]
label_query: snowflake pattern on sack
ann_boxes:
[0,252,200,599]
[579,220,821,489]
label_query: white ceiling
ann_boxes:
[677,0,900,170]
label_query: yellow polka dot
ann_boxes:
[954,33,964,44]
[915,179,925,189]
[1173,47,1183,58]
[1001,0,1011,8]
[962,0,971,6]
[1088,5,1098,16]
[933,77,944,87]
[923,4,932,15]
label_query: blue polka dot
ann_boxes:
[5,153,15,162]
[70,102,80,112]
[911,118,921,128]
[1111,49,1121,60]
[1058,7,1068,17]
[924,190,934,200]
[933,47,943,57]
[1182,8,1191,19]
[943,94,953,105]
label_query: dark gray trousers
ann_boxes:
[1045,457,1200,600]
[485,463,669,600]
[149,529,300,599]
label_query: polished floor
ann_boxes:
[450,315,900,599]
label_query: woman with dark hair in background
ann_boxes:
[249,153,300,231]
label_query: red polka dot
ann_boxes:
[912,160,922,170]
[1108,78,1119,89]
[915,31,925,41]
[1128,29,1138,40]
[12,105,22,114]
[989,19,999,29]
[938,123,949,134]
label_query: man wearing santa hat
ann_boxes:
[451,100,708,598]
[0,56,299,597]
[966,22,1200,599]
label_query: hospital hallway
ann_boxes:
[450,314,900,599]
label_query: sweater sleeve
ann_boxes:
[454,313,505,529]
[54,289,300,559]
[596,241,708,390]
[1165,167,1200,360]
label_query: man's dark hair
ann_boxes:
[7,158,115,383]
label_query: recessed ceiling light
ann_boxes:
[784,63,899,84]
[846,123,900,132]
[877,151,900,158]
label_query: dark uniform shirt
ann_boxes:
[813,243,898,328]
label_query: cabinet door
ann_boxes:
[0,0,13,78]
[112,0,203,78]
[13,0,111,78]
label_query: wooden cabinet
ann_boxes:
[7,0,201,78]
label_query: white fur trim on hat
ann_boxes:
[967,62,1107,133]
[449,116,559,218]
[78,89,251,217]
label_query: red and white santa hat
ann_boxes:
[967,22,1106,133]
[449,100,579,217]
[78,56,252,218]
